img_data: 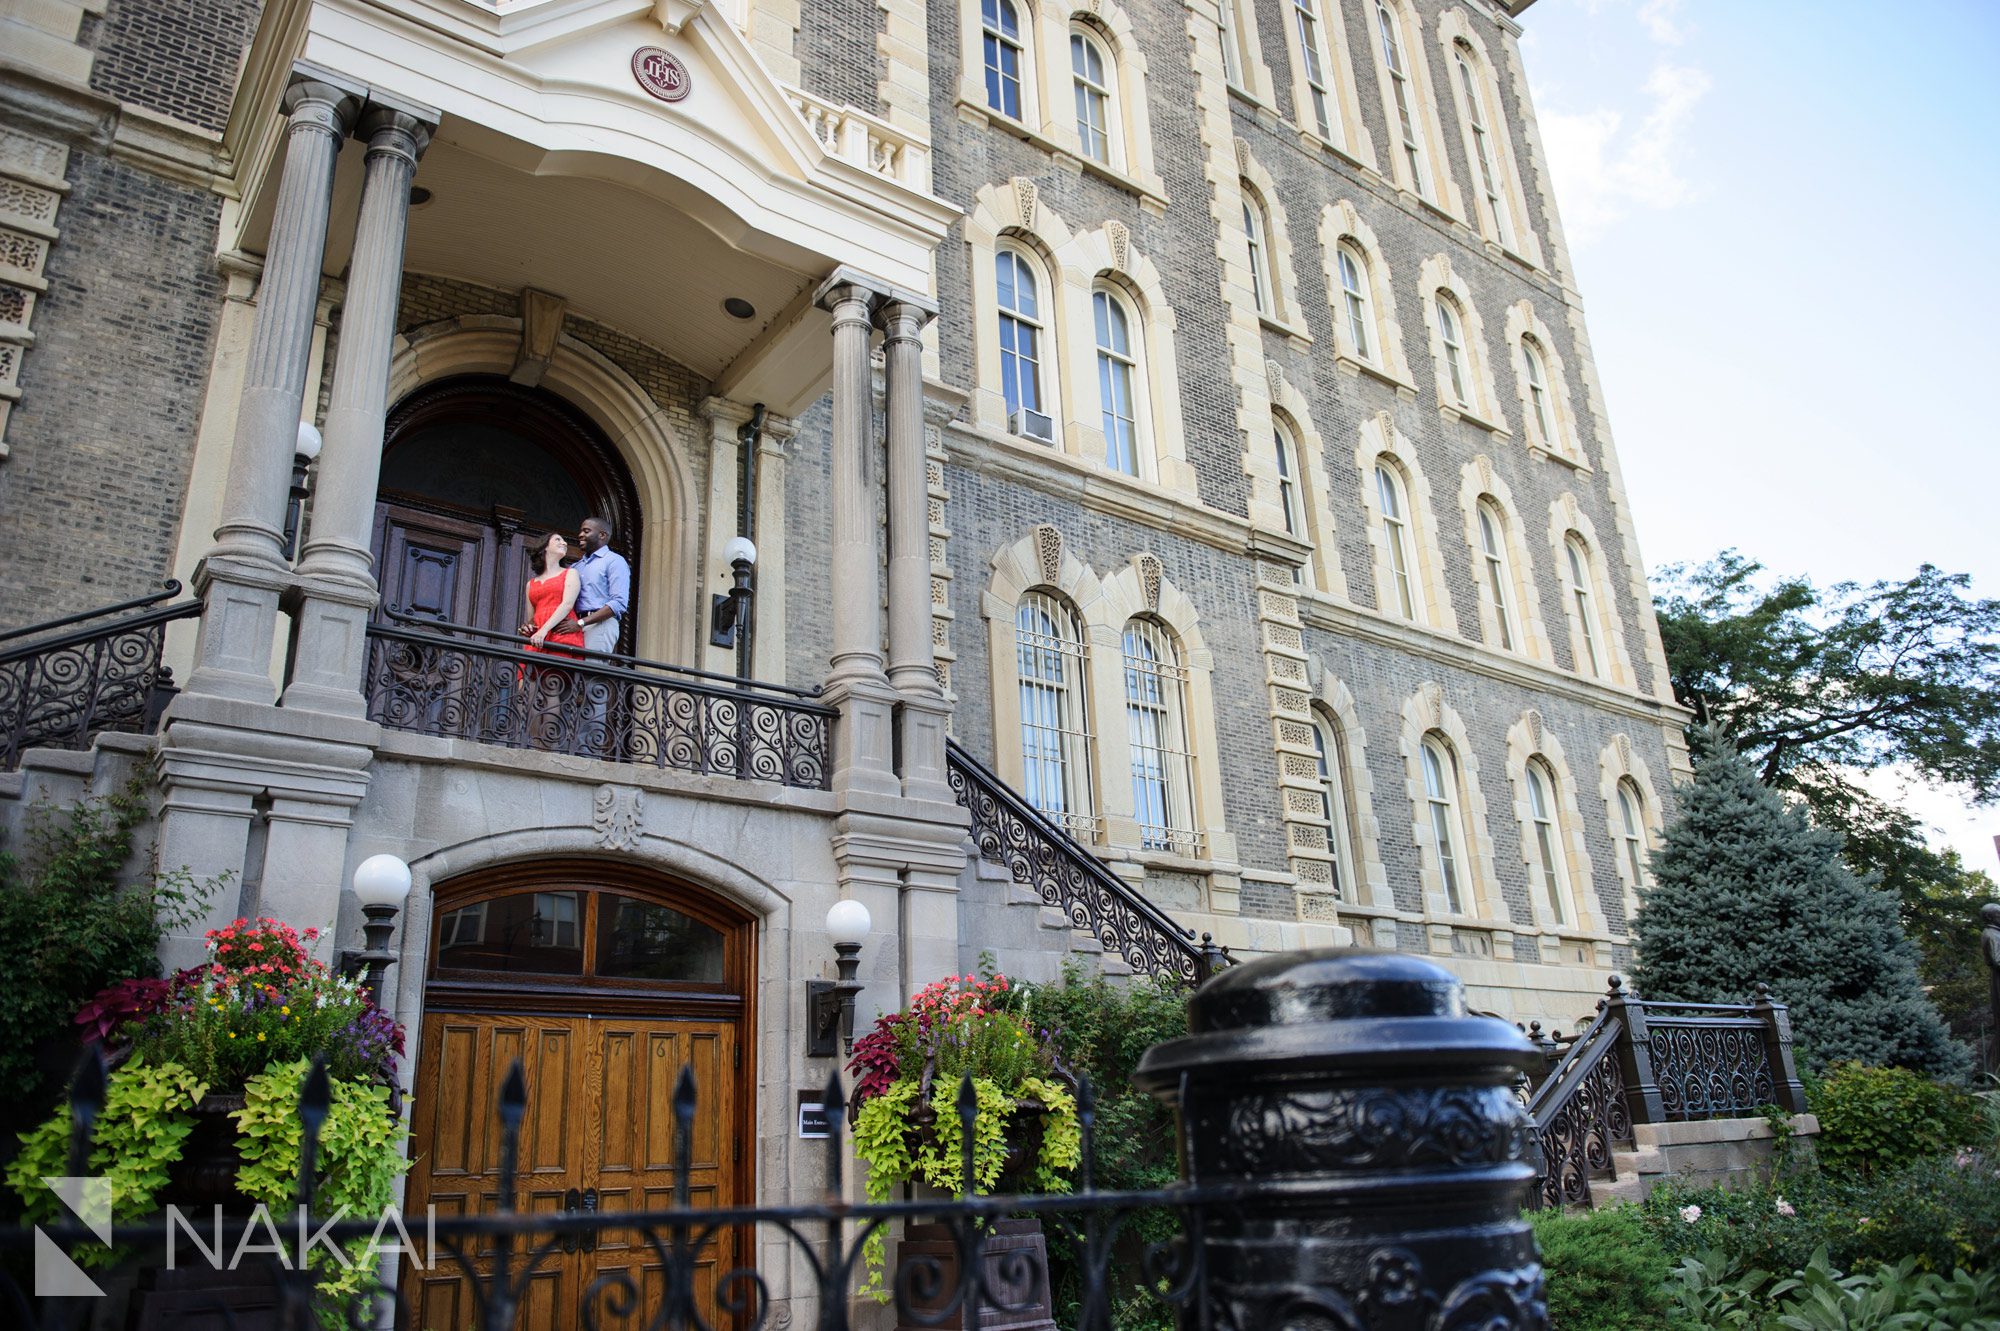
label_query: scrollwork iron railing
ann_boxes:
[364,612,834,790]
[0,579,199,770]
[945,738,1225,986]
[1643,1003,1781,1121]
[1525,1015,1632,1209]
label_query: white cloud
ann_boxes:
[1537,61,1711,245]
[1637,0,1687,45]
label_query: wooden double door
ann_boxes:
[401,866,754,1331]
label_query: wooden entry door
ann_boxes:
[403,1013,741,1330]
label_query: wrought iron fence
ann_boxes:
[946,739,1225,986]
[0,580,200,770]
[363,612,834,790]
[1523,976,1808,1207]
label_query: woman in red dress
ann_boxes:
[518,532,585,747]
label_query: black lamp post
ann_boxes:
[805,899,871,1058]
[340,854,412,1007]
[282,420,322,562]
[708,535,757,678]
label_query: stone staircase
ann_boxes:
[953,841,1136,983]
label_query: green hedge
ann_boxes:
[1529,1205,1690,1331]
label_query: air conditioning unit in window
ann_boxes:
[1008,409,1055,443]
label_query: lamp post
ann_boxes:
[342,854,412,1006]
[806,898,870,1058]
[709,535,757,679]
[283,420,322,562]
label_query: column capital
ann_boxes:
[357,103,438,162]
[284,64,366,135]
[880,299,935,343]
[813,266,937,322]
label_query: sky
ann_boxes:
[1515,0,2000,876]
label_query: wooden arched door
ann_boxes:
[373,377,642,653]
[401,861,755,1330]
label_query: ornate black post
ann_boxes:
[1135,949,1547,1330]
[1749,982,1809,1114]
[1603,975,1667,1125]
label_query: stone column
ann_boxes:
[815,275,899,799]
[881,297,953,805]
[285,101,437,715]
[183,70,362,705]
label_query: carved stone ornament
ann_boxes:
[630,47,693,103]
[1136,553,1163,612]
[1525,709,1544,751]
[1475,452,1494,493]
[1265,357,1286,404]
[1105,219,1130,273]
[1375,409,1397,449]
[1234,139,1251,175]
[1013,176,1038,231]
[1034,523,1063,586]
[1614,733,1633,766]
[1420,681,1444,729]
[593,784,644,851]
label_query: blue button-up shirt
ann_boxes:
[572,545,630,620]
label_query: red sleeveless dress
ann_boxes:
[524,573,585,656]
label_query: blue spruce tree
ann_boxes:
[1634,731,1967,1078]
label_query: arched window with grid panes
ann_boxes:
[1522,336,1555,446]
[1311,707,1360,901]
[1476,498,1519,652]
[1290,0,1339,142]
[1616,778,1650,890]
[1421,734,1470,913]
[996,246,1053,439]
[1335,244,1374,362]
[982,0,1027,119]
[1564,532,1605,678]
[1435,292,1470,409]
[1093,286,1141,476]
[1122,618,1198,855]
[1016,592,1096,836]
[1376,461,1419,619]
[1070,27,1115,164]
[1375,0,1431,198]
[1525,758,1571,925]
[1452,39,1515,250]
[1242,186,1276,316]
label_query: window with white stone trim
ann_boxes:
[983,0,1029,119]
[1616,778,1650,891]
[1524,758,1571,925]
[1093,285,1142,476]
[1421,734,1470,913]
[1376,462,1419,620]
[1242,185,1275,316]
[1564,532,1604,679]
[1071,26,1116,165]
[997,245,1053,431]
[1016,591,1098,836]
[1357,413,1455,632]
[1435,10,1543,267]
[1505,301,1585,463]
[1123,617,1200,855]
[1476,498,1520,652]
[1310,706,1361,901]
[1420,257,1502,428]
[1367,0,1458,212]
[1320,202,1416,387]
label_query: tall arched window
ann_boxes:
[996,248,1048,433]
[1616,778,1650,890]
[1123,619,1198,854]
[1336,245,1373,361]
[1242,187,1274,315]
[1476,499,1518,652]
[1311,709,1358,900]
[1093,287,1140,475]
[1522,337,1554,445]
[1454,42,1514,249]
[1376,1,1430,197]
[1016,593,1095,834]
[1436,294,1469,407]
[1376,462,1417,619]
[1274,424,1307,585]
[1218,0,1245,85]
[1564,533,1604,677]
[982,0,1026,119]
[1291,0,1337,141]
[1421,735,1468,913]
[1525,759,1570,925]
[1071,29,1114,163]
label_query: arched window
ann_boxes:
[1274,424,1307,583]
[1476,498,1518,652]
[996,247,1049,433]
[1436,293,1469,408]
[1291,0,1337,141]
[1071,29,1114,163]
[1376,0,1430,197]
[1615,778,1650,890]
[1122,619,1198,854]
[1376,462,1417,619]
[1093,287,1141,475]
[1242,187,1274,315]
[1016,592,1095,834]
[1522,337,1554,445]
[1336,245,1373,361]
[1311,708,1358,901]
[1218,0,1246,85]
[982,0,1026,119]
[1564,533,1604,677]
[1525,759,1570,925]
[1421,735,1468,913]
[1454,41,1514,249]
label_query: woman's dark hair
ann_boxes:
[526,531,566,574]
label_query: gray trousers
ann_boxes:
[579,617,620,750]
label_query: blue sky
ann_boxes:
[1517,0,2000,870]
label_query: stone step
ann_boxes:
[1613,1145,1666,1178]
[1590,1173,1649,1208]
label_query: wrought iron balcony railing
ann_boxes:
[945,738,1226,987]
[364,612,835,790]
[0,579,200,770]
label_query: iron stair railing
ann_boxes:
[1524,1012,1632,1208]
[944,738,1226,986]
[0,579,200,770]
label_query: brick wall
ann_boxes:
[89,0,260,134]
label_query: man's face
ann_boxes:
[579,520,607,552]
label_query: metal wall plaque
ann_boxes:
[797,1092,831,1139]
[631,47,692,103]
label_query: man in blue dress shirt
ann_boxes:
[573,515,630,656]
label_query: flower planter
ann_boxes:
[159,1094,248,1212]
[893,1217,1058,1331]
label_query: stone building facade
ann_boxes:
[0,0,1686,1308]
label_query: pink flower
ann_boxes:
[1775,1198,1795,1218]
[1679,1205,1702,1224]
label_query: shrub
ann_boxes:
[1666,1247,2000,1330]
[1528,1205,1686,1331]
[1813,1062,1985,1175]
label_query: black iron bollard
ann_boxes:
[1134,949,1547,1331]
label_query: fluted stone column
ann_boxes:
[816,275,900,798]
[183,70,362,704]
[881,298,953,805]
[285,102,437,715]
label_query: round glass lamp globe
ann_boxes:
[723,535,758,567]
[351,854,413,908]
[824,899,871,947]
[295,420,323,462]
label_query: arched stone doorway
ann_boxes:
[400,858,755,1328]
[373,375,642,654]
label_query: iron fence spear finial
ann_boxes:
[65,1043,107,1180]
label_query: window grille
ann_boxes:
[1016,593,1099,837]
[1123,619,1200,855]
